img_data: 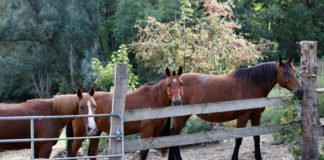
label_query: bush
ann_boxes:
[181,116,211,134]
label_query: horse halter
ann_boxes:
[167,88,184,97]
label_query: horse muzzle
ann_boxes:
[293,88,304,100]
[172,100,182,106]
[87,126,99,136]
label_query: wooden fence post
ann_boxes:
[108,64,128,160]
[300,41,320,159]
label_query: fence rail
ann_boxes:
[0,113,119,121]
[124,97,288,122]
[125,123,283,152]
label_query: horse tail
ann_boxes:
[66,121,74,153]
[160,117,172,157]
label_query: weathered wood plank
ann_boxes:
[300,40,320,159]
[107,64,128,160]
[316,88,324,93]
[125,124,282,152]
[124,97,288,122]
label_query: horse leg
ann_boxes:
[71,139,84,158]
[37,143,53,158]
[34,148,40,158]
[251,112,263,160]
[88,130,102,160]
[169,115,190,160]
[231,115,249,160]
[68,119,86,158]
[140,120,155,160]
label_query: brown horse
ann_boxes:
[66,67,184,160]
[0,88,96,158]
[169,57,303,160]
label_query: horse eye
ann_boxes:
[167,84,171,87]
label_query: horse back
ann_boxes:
[0,100,60,150]
[180,73,265,122]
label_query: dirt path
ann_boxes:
[126,134,324,160]
[0,146,63,160]
[0,134,322,160]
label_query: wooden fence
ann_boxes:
[107,41,321,159]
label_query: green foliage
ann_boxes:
[233,0,324,60]
[317,146,324,160]
[92,45,139,91]
[99,0,183,58]
[261,86,292,124]
[318,145,324,159]
[0,1,99,100]
[273,93,302,159]
[317,94,324,117]
[132,1,261,74]
[261,107,281,124]
[317,155,324,160]
[317,60,324,117]
[181,116,211,134]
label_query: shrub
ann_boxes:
[181,115,211,134]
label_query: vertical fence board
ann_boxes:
[300,41,320,159]
[108,64,128,160]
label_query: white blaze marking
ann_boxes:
[87,101,96,129]
[173,79,176,83]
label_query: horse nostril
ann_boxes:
[172,101,182,106]
[295,88,304,100]
[87,127,91,133]
[298,88,304,94]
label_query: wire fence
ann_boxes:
[0,114,122,160]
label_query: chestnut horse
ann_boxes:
[169,57,303,160]
[0,88,96,158]
[66,67,184,160]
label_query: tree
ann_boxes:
[233,0,324,60]
[131,0,261,74]
[0,0,99,100]
[92,45,139,91]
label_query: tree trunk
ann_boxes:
[299,41,320,160]
[70,44,76,90]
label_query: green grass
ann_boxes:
[318,94,324,118]
[261,86,292,124]
[317,61,324,117]
[260,82,324,124]
[181,115,211,134]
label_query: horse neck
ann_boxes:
[52,95,79,125]
[231,73,277,97]
[253,79,277,97]
[126,82,169,108]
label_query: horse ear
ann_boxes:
[165,67,171,77]
[77,88,83,99]
[178,66,183,76]
[287,55,293,64]
[89,87,95,96]
[278,55,283,66]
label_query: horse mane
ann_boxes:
[143,75,166,86]
[233,62,276,85]
[53,94,81,115]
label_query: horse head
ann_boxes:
[276,56,303,100]
[76,88,98,136]
[165,67,184,106]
